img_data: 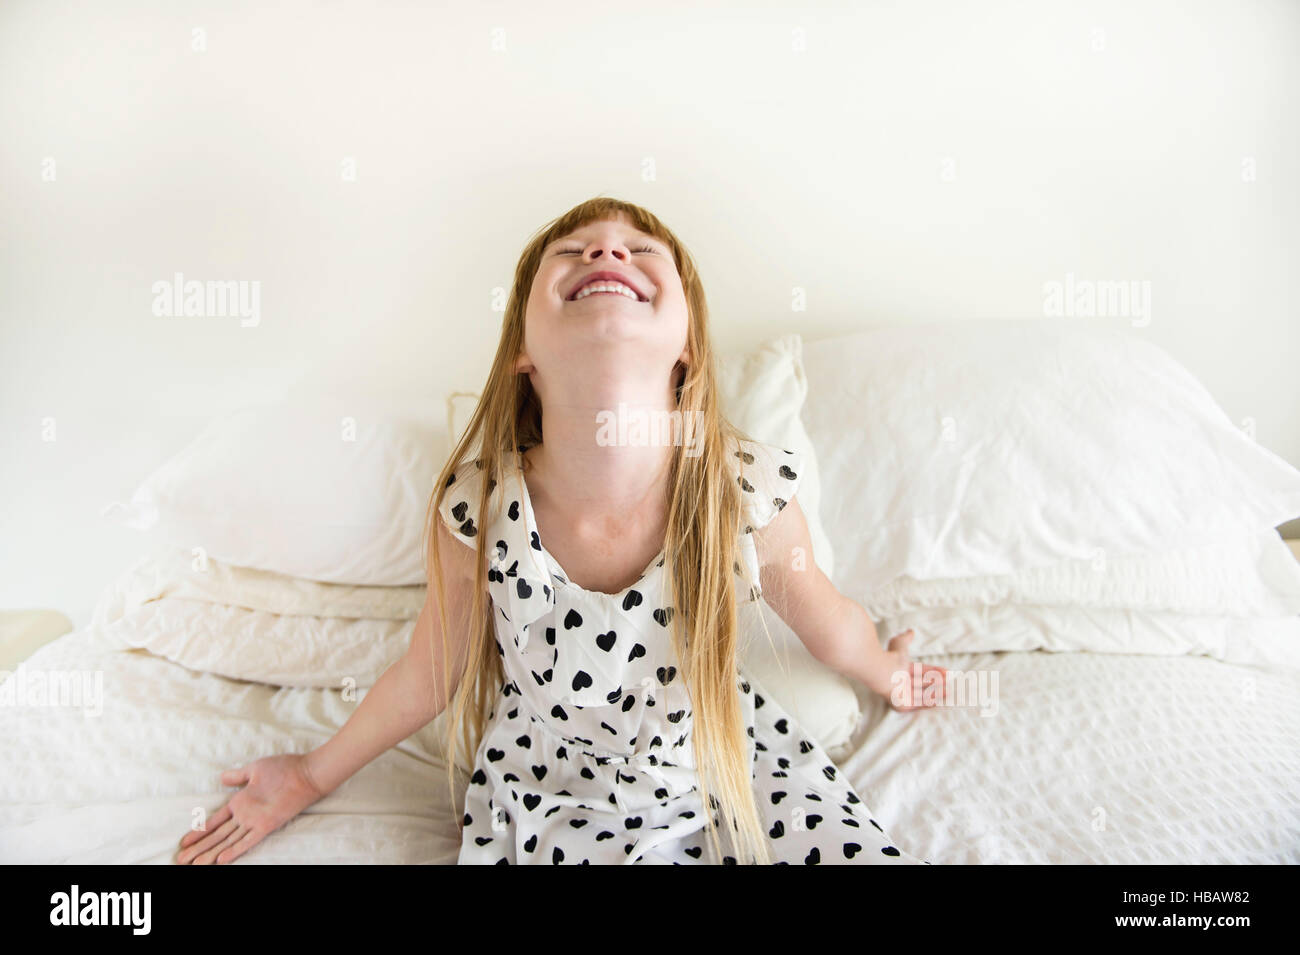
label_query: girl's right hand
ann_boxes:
[176,753,327,865]
[866,629,950,712]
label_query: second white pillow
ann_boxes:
[803,319,1300,595]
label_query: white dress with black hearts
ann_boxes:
[438,435,929,865]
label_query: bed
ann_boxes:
[4,318,1299,864]
[4,608,1297,864]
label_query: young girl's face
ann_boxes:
[519,213,691,389]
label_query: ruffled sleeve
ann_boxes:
[729,436,806,534]
[437,456,492,549]
[437,451,557,649]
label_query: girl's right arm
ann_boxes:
[176,517,479,865]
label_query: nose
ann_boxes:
[583,240,630,264]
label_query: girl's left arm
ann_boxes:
[751,496,948,711]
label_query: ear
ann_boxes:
[514,351,535,375]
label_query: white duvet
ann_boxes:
[2,555,1299,864]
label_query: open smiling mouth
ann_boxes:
[566,280,650,303]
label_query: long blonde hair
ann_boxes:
[423,196,774,864]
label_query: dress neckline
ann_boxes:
[511,447,667,601]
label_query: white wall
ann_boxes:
[3,0,1298,627]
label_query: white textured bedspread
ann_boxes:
[841,647,1300,864]
[3,626,1298,863]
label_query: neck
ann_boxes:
[524,375,684,532]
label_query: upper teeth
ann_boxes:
[572,281,639,301]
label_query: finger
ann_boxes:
[890,676,915,711]
[217,826,261,865]
[180,818,239,865]
[915,667,948,707]
[208,823,247,864]
[221,766,250,787]
[896,665,932,711]
[888,629,915,650]
[191,820,242,866]
[178,817,236,864]
[924,665,949,690]
[178,802,233,849]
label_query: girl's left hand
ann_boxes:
[866,629,949,712]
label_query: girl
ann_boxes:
[177,197,946,866]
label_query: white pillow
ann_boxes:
[867,526,1300,663]
[103,396,449,586]
[879,602,1300,670]
[738,600,860,756]
[802,319,1300,597]
[716,333,834,579]
[864,528,1300,622]
[89,549,421,687]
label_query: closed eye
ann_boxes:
[556,245,659,255]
